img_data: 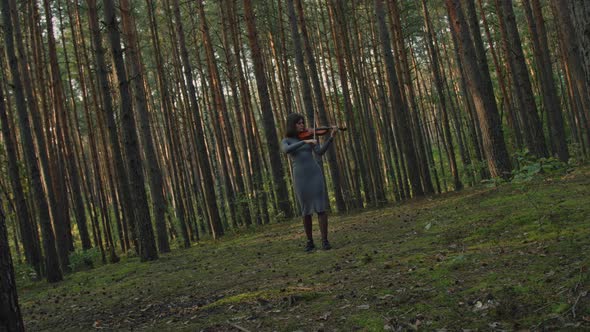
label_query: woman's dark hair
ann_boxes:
[285,113,304,138]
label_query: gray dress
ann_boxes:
[281,136,334,216]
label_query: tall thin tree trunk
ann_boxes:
[119,0,170,253]
[523,0,569,161]
[0,195,24,331]
[445,0,512,178]
[243,0,295,219]
[327,0,368,206]
[2,0,62,282]
[374,0,424,197]
[475,0,522,151]
[551,0,590,129]
[568,0,590,93]
[494,0,548,157]
[104,0,158,260]
[390,0,435,195]
[420,0,462,191]
[0,72,41,275]
[41,0,78,271]
[227,0,267,223]
[172,0,224,237]
[146,0,191,247]
[196,0,247,227]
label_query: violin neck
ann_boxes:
[317,126,347,131]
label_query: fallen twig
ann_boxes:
[570,290,588,319]
[227,322,252,332]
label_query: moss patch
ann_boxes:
[16,167,590,331]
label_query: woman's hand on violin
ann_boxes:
[303,139,317,145]
[330,126,338,137]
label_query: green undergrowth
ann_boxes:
[16,167,590,331]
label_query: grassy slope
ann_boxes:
[17,167,590,331]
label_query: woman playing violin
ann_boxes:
[281,113,338,252]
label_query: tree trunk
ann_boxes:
[40,0,80,271]
[172,0,224,237]
[146,0,191,247]
[0,196,24,331]
[390,0,435,195]
[243,0,295,219]
[327,0,369,206]
[119,0,170,253]
[494,0,548,158]
[523,0,569,161]
[568,0,590,92]
[59,0,96,252]
[227,0,267,223]
[86,0,135,259]
[475,0,522,151]
[374,0,424,197]
[104,0,158,260]
[0,73,42,275]
[551,0,590,130]
[219,0,256,226]
[420,0,462,191]
[2,0,63,282]
[445,0,512,178]
[196,0,248,228]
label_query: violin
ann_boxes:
[297,126,347,140]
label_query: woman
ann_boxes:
[281,113,338,252]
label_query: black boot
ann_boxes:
[322,239,332,250]
[305,240,315,252]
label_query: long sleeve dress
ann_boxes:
[281,136,334,216]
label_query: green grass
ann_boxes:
[16,167,590,331]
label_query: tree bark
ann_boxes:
[86,0,135,259]
[374,0,424,197]
[104,0,158,260]
[227,0,267,223]
[523,0,569,161]
[243,0,295,219]
[146,0,191,247]
[475,0,522,151]
[0,71,41,275]
[568,0,590,92]
[551,0,590,130]
[420,0,462,191]
[196,0,248,227]
[119,0,170,253]
[390,0,435,195]
[2,0,63,282]
[172,0,224,237]
[0,196,24,331]
[327,0,369,206]
[445,0,512,178]
[494,0,548,158]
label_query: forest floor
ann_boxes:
[16,167,590,331]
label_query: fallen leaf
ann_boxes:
[93,320,104,329]
[318,312,331,321]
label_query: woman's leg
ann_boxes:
[303,215,313,241]
[318,212,331,249]
[303,215,315,251]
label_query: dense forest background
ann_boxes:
[0,0,589,312]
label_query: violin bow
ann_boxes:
[313,108,317,142]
